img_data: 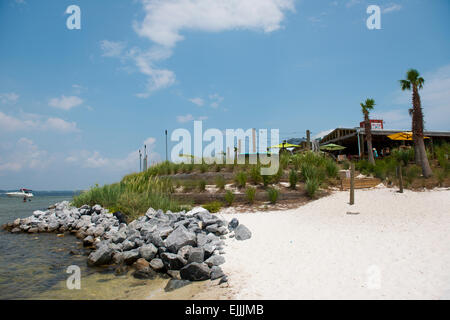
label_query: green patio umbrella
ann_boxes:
[319,143,346,151]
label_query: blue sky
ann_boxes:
[0,0,449,190]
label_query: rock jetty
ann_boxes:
[2,201,251,283]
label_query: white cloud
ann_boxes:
[176,114,208,123]
[382,4,402,14]
[100,40,126,57]
[346,0,360,8]
[177,114,195,123]
[189,97,205,106]
[209,93,224,108]
[134,0,295,48]
[49,95,83,110]
[0,138,50,174]
[0,92,19,104]
[0,112,79,133]
[102,0,295,96]
[44,117,79,133]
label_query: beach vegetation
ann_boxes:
[246,186,257,204]
[224,190,235,206]
[267,187,279,204]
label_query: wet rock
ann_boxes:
[180,262,211,281]
[164,279,191,292]
[87,245,114,266]
[219,276,228,285]
[149,258,165,271]
[167,270,181,279]
[83,235,94,246]
[139,243,158,261]
[210,266,225,280]
[122,249,140,265]
[160,252,187,270]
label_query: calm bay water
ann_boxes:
[0,194,203,300]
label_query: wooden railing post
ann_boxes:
[350,162,355,205]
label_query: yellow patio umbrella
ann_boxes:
[269,142,300,149]
[388,132,430,141]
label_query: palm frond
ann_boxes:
[399,79,411,91]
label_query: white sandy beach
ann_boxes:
[219,186,450,299]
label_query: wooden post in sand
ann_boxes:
[350,162,355,205]
[398,165,404,193]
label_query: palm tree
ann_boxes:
[360,98,376,165]
[400,69,432,177]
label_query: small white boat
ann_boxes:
[6,188,34,198]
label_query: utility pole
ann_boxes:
[139,149,142,172]
[165,130,168,162]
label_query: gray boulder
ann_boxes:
[160,252,187,270]
[149,258,165,271]
[187,247,205,264]
[210,266,225,280]
[87,246,114,266]
[180,262,211,281]
[228,218,239,230]
[123,249,140,265]
[139,244,158,261]
[164,279,191,292]
[164,225,196,253]
[234,224,252,240]
[205,254,225,267]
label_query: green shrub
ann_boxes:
[182,180,196,192]
[325,159,338,178]
[342,160,350,170]
[392,148,414,166]
[280,153,290,170]
[267,187,279,204]
[406,165,421,185]
[305,177,320,198]
[246,187,257,204]
[291,154,302,171]
[262,174,271,187]
[271,166,284,184]
[198,179,206,192]
[289,169,298,189]
[435,168,447,187]
[215,175,226,190]
[224,190,235,206]
[300,162,325,183]
[202,201,223,213]
[249,165,262,185]
[234,171,247,189]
